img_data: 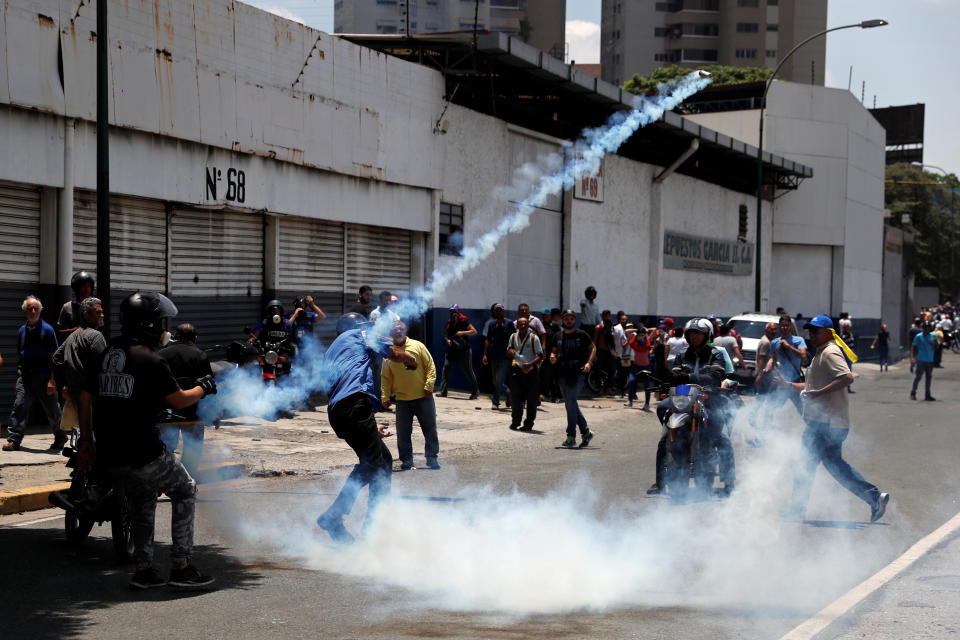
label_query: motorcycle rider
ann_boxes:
[57,271,96,339]
[159,323,214,475]
[76,292,218,590]
[316,312,418,544]
[248,299,295,345]
[648,318,736,497]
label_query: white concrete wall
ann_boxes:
[770,243,833,318]
[433,103,511,309]
[0,0,446,191]
[655,171,767,317]
[688,81,887,319]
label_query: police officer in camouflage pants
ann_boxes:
[77,292,218,590]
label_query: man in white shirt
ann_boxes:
[579,286,601,334]
[612,311,629,395]
[507,317,543,431]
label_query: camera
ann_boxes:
[293,296,306,310]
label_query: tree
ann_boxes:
[622,65,776,95]
[885,163,960,301]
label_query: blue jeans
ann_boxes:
[490,359,510,405]
[912,361,933,397]
[877,344,889,367]
[626,364,651,402]
[561,374,589,437]
[790,420,879,511]
[8,370,62,444]
[395,395,439,465]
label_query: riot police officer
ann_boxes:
[77,292,218,590]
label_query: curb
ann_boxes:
[0,462,247,517]
[0,482,71,516]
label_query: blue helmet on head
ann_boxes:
[336,312,371,335]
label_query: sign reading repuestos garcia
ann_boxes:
[663,231,754,275]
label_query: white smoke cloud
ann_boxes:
[217,399,902,617]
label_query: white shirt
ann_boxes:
[937,318,953,331]
[507,330,543,366]
[667,336,688,358]
[579,299,601,326]
[612,323,627,357]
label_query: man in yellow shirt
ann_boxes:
[382,321,439,470]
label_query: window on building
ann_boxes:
[738,205,748,241]
[767,23,778,31]
[766,49,777,57]
[377,23,399,34]
[439,203,464,256]
[681,48,718,62]
[683,0,719,10]
[655,51,681,62]
[736,22,759,33]
[735,48,758,59]
[376,0,398,4]
[737,0,759,6]
[682,23,719,36]
[490,0,520,7]
[655,2,681,12]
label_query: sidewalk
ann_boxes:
[0,390,661,515]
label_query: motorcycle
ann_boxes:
[649,365,740,502]
[48,428,135,562]
[226,330,296,384]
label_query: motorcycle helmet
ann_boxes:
[336,312,371,335]
[264,299,284,324]
[120,292,178,347]
[683,317,714,342]
[584,285,597,298]
[71,271,96,296]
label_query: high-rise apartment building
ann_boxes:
[335,0,567,60]
[601,0,827,87]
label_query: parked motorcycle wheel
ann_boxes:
[64,473,95,545]
[585,367,611,394]
[111,485,135,563]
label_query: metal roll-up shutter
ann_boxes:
[73,194,167,290]
[0,181,41,417]
[344,223,412,303]
[73,192,168,326]
[278,216,345,340]
[169,208,263,347]
[0,182,41,284]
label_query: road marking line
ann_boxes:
[781,509,960,640]
[6,513,65,527]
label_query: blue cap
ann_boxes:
[803,314,833,330]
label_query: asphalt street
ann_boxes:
[2,356,959,639]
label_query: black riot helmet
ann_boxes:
[71,271,96,296]
[264,299,284,321]
[336,312,371,335]
[119,292,178,347]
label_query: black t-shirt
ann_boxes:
[555,329,593,381]
[159,342,212,420]
[876,330,890,346]
[58,301,81,333]
[87,337,181,468]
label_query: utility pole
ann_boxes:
[97,0,111,334]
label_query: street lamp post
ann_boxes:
[754,18,889,312]
[912,162,957,298]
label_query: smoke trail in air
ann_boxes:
[363,70,712,349]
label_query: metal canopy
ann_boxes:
[338,31,812,197]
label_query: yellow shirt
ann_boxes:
[381,338,436,402]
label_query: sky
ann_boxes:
[246,0,959,176]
